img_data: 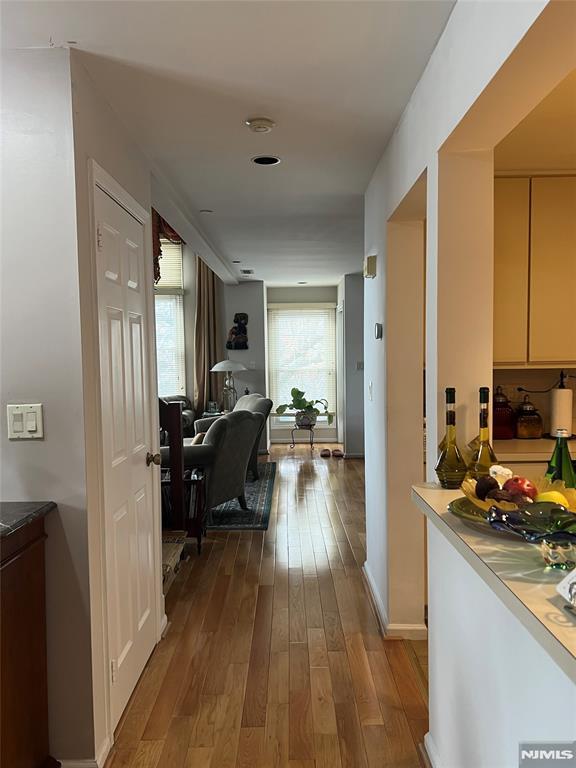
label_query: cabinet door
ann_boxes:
[494,178,530,364]
[530,177,576,363]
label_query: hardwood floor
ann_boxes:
[106,445,428,768]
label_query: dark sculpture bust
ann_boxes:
[226,312,249,350]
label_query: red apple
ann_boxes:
[503,475,538,501]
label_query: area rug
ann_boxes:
[207,462,276,531]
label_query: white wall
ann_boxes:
[267,285,338,304]
[221,281,268,449]
[427,523,576,768]
[69,49,158,762]
[0,48,95,760]
[363,0,564,629]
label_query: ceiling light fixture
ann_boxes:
[245,117,276,133]
[252,155,281,166]
[232,260,241,264]
[199,209,214,214]
[298,281,308,285]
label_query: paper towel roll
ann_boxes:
[551,387,573,435]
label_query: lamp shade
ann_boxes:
[210,360,247,373]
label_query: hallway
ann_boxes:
[107,446,428,768]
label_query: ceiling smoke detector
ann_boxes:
[245,117,276,133]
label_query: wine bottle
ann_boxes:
[467,387,497,479]
[545,429,576,489]
[435,388,467,489]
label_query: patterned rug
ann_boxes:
[207,462,276,531]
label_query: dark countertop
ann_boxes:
[0,501,57,538]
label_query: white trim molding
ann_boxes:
[362,563,428,640]
[424,733,444,768]
[362,562,388,634]
[386,623,428,641]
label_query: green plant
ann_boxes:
[275,387,333,425]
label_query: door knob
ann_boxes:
[146,452,161,467]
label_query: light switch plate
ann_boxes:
[7,404,44,439]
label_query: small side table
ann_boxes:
[290,424,315,450]
[201,411,223,418]
[186,469,206,553]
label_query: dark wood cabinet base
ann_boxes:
[1,504,59,768]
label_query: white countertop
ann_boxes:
[412,483,576,684]
[494,438,556,462]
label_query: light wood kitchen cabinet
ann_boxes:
[529,176,576,363]
[494,176,576,366]
[493,178,530,364]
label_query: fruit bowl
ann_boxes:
[461,476,576,515]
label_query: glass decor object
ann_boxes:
[515,395,543,439]
[493,385,515,440]
[540,540,576,571]
[467,387,498,479]
[435,388,467,489]
[487,502,576,570]
[545,428,576,489]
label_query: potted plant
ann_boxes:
[275,387,333,427]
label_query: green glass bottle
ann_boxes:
[467,387,498,479]
[435,388,467,489]
[545,429,576,489]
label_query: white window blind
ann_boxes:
[155,239,186,396]
[268,305,337,415]
[155,239,183,293]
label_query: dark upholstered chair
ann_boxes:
[194,393,273,480]
[159,395,195,442]
[179,410,263,514]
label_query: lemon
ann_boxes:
[535,491,569,507]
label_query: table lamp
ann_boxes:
[210,360,247,411]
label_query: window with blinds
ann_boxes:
[268,305,337,419]
[155,239,186,396]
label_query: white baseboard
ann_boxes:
[386,622,428,640]
[159,611,168,638]
[424,733,443,768]
[58,734,112,768]
[362,564,428,640]
[362,563,389,632]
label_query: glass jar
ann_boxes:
[493,385,515,440]
[515,395,543,439]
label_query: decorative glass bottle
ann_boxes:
[545,429,576,489]
[467,387,498,479]
[435,388,467,489]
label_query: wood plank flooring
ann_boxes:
[106,445,428,768]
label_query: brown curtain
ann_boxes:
[194,258,224,414]
[152,208,184,284]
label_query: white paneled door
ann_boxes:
[94,185,157,729]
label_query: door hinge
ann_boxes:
[110,659,118,684]
[97,227,103,251]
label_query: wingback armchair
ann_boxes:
[160,410,263,548]
[194,393,273,480]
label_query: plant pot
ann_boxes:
[296,411,317,428]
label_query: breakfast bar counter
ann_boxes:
[412,484,576,768]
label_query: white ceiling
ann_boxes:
[2,0,454,285]
[495,69,576,172]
